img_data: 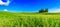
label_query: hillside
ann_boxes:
[0,12,60,27]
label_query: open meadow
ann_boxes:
[0,12,60,27]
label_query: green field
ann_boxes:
[0,12,60,27]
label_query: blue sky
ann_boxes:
[0,0,60,12]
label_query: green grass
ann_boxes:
[0,12,60,27]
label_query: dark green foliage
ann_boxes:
[39,8,48,13]
[44,8,48,12]
[39,8,45,13]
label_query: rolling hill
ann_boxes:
[0,12,60,27]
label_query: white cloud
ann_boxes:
[0,0,10,6]
[49,8,60,13]
[4,9,8,11]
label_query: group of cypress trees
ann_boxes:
[39,8,48,13]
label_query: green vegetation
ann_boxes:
[39,8,48,13]
[0,12,60,27]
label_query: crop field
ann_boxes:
[0,12,60,27]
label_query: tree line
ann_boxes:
[39,8,48,13]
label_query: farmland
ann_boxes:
[0,12,60,27]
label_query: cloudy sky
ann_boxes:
[0,0,60,12]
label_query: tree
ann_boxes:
[44,8,48,12]
[39,8,45,13]
[39,8,48,13]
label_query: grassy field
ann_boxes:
[0,12,60,27]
